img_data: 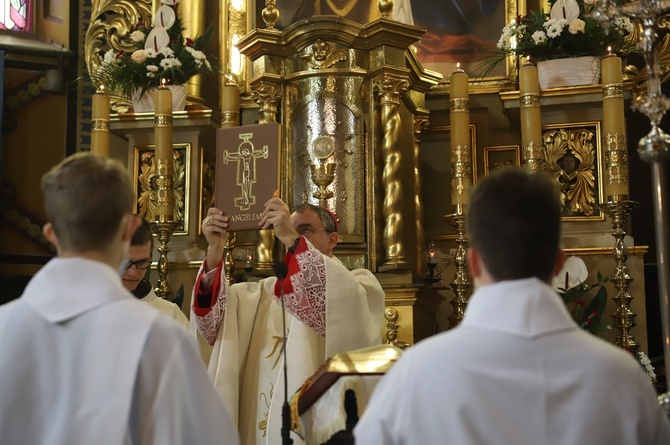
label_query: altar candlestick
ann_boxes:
[154,81,174,220]
[91,87,110,157]
[519,61,545,171]
[602,52,629,200]
[450,64,472,212]
[222,80,241,128]
[427,241,437,264]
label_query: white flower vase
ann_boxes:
[132,84,188,112]
[537,56,601,89]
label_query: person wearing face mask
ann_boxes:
[0,153,239,445]
[122,218,189,330]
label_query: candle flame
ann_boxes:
[97,84,105,94]
[607,46,612,55]
[456,62,460,70]
[161,78,167,87]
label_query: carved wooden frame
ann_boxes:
[483,145,521,175]
[542,121,605,222]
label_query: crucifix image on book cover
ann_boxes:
[215,122,281,231]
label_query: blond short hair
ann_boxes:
[41,153,135,252]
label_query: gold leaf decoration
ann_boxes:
[544,128,597,217]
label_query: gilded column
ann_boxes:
[413,115,429,275]
[221,80,241,284]
[222,0,247,90]
[251,81,282,273]
[374,73,409,271]
[519,61,546,172]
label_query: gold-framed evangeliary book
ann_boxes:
[215,122,281,231]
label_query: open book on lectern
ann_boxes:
[215,122,281,231]
[293,344,404,415]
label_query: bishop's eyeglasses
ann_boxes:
[296,225,331,237]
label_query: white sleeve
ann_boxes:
[353,356,410,445]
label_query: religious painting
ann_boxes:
[250,0,520,92]
[421,123,477,241]
[483,145,520,175]
[542,121,605,221]
[407,0,519,92]
[133,143,191,235]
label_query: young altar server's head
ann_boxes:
[121,218,154,292]
[466,167,565,287]
[41,153,140,268]
[291,203,339,257]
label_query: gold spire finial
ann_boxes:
[262,0,279,29]
[377,0,394,18]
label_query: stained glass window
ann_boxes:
[0,0,33,32]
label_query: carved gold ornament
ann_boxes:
[86,0,152,110]
[301,39,347,69]
[137,148,186,231]
[544,128,598,217]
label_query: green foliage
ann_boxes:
[558,272,611,335]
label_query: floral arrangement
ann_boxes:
[555,257,663,390]
[552,256,610,335]
[93,0,214,100]
[478,0,635,77]
[638,351,657,382]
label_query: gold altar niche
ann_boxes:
[237,13,443,346]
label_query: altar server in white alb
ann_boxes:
[355,167,670,445]
[192,199,385,445]
[122,217,190,330]
[0,153,239,445]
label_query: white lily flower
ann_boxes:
[552,256,588,291]
[144,27,170,52]
[153,5,176,30]
[550,0,580,23]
